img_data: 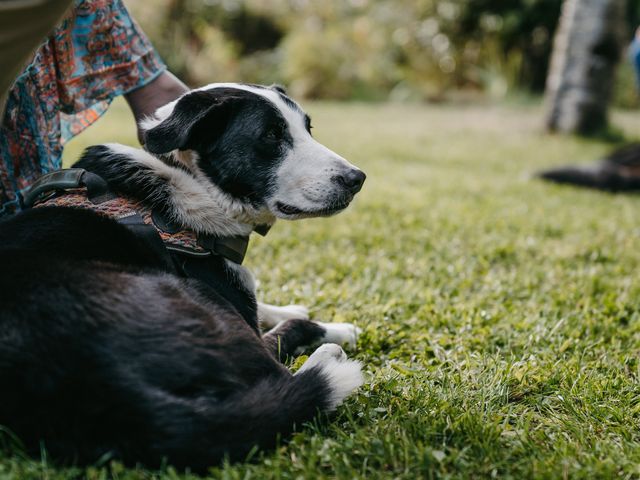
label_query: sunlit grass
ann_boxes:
[5,99,640,478]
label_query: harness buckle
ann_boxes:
[23,168,111,208]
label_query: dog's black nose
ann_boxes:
[334,169,366,194]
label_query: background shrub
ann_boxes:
[128,0,640,103]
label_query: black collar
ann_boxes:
[197,234,249,265]
[151,208,271,265]
[198,224,270,264]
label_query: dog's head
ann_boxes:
[141,84,365,221]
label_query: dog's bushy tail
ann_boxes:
[149,359,363,471]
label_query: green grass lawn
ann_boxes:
[4,99,640,479]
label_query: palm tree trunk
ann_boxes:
[545,0,627,135]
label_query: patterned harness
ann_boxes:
[23,169,267,265]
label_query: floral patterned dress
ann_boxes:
[0,0,165,216]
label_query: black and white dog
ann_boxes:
[0,84,366,470]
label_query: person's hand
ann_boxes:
[125,71,189,144]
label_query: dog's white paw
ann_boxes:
[318,322,361,349]
[296,343,363,410]
[298,343,347,371]
[258,302,310,328]
[279,304,310,320]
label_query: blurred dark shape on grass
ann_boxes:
[539,143,640,192]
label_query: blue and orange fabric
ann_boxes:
[629,35,640,90]
[0,0,166,216]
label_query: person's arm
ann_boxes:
[125,71,189,144]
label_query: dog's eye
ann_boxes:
[264,126,283,141]
[304,116,313,134]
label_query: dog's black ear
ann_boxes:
[143,91,237,154]
[270,84,287,95]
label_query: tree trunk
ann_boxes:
[545,0,627,135]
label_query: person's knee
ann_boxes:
[0,0,74,115]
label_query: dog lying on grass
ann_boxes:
[0,83,366,471]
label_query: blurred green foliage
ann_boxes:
[129,0,640,103]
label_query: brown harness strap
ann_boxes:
[25,169,263,264]
[34,188,211,256]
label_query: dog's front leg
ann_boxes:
[257,302,310,328]
[224,263,308,328]
[263,318,360,362]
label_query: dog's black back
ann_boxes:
[0,207,331,470]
